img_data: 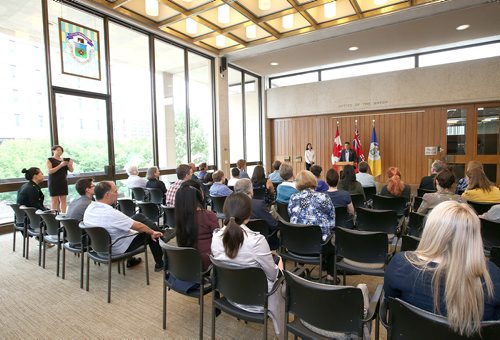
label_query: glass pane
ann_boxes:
[48,1,107,93]
[188,52,214,166]
[419,42,500,68]
[477,106,500,155]
[244,74,261,162]
[228,68,244,163]
[55,94,109,173]
[322,57,414,81]
[483,164,497,183]
[270,72,318,88]
[449,163,465,184]
[155,39,187,168]
[446,108,467,155]
[0,0,51,183]
[109,23,153,172]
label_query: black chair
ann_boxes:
[372,194,409,217]
[253,187,266,200]
[275,201,290,222]
[417,188,436,197]
[57,216,85,288]
[210,195,226,221]
[7,203,27,256]
[117,198,137,217]
[363,186,377,202]
[284,270,383,340]
[278,219,332,281]
[412,196,423,212]
[36,210,62,275]
[131,187,148,202]
[480,218,500,256]
[468,201,496,215]
[137,201,161,226]
[408,211,426,237]
[147,187,164,205]
[159,241,212,338]
[490,246,500,268]
[161,205,176,229]
[202,183,212,206]
[350,193,365,209]
[400,235,421,252]
[334,227,389,285]
[210,257,283,340]
[356,207,399,235]
[20,206,43,265]
[381,297,500,340]
[334,206,353,228]
[79,222,149,303]
[246,219,270,239]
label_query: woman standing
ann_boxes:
[304,143,315,171]
[17,167,48,211]
[47,145,73,212]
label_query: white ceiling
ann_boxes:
[225,0,500,76]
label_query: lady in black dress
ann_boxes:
[17,167,48,211]
[46,145,73,212]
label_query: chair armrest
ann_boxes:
[379,296,389,329]
[321,233,334,247]
[111,232,140,246]
[268,275,285,296]
[201,264,213,277]
[363,284,383,322]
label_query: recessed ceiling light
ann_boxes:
[145,0,159,17]
[215,35,226,47]
[456,24,470,31]
[282,14,294,29]
[348,46,359,51]
[246,25,257,39]
[374,0,387,5]
[270,62,279,66]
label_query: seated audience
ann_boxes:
[146,166,167,203]
[83,181,164,271]
[126,165,147,189]
[211,192,284,338]
[288,170,335,240]
[276,163,298,204]
[198,162,208,180]
[480,204,500,223]
[165,164,192,206]
[419,160,445,191]
[380,167,411,202]
[227,167,240,187]
[251,165,275,205]
[417,169,465,215]
[462,167,500,203]
[66,178,94,221]
[269,160,284,183]
[174,180,218,271]
[325,169,354,216]
[209,170,232,197]
[456,160,483,195]
[355,161,376,188]
[384,201,500,337]
[237,159,250,179]
[188,163,199,181]
[310,165,328,193]
[338,165,365,200]
[203,172,213,185]
[17,167,48,211]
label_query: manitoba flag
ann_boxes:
[331,126,342,167]
[353,126,365,162]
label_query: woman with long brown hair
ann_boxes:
[462,167,500,203]
[384,201,500,337]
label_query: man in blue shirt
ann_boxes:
[209,170,233,197]
[269,160,283,183]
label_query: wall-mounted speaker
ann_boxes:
[220,57,227,74]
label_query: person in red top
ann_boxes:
[165,164,192,206]
[174,180,219,270]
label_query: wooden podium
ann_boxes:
[336,162,355,172]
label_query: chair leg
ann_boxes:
[118,261,121,274]
[13,229,16,252]
[163,275,167,329]
[80,248,85,289]
[56,242,60,277]
[211,297,216,340]
[263,307,268,340]
[42,239,46,268]
[62,247,66,279]
[38,233,43,267]
[199,293,204,340]
[144,244,149,285]
[108,261,112,303]
[86,255,90,292]
[26,233,30,260]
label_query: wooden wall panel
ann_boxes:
[270,106,448,186]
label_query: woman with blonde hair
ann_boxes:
[380,167,411,202]
[462,167,500,203]
[384,201,500,337]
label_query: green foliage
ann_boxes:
[174,113,209,165]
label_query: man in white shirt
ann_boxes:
[83,181,164,271]
[355,161,376,188]
[126,165,147,189]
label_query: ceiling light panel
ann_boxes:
[198,5,248,28]
[356,0,406,12]
[199,34,239,50]
[229,24,273,42]
[305,0,355,24]
[266,12,310,33]
[237,0,293,17]
[168,18,213,38]
[123,0,178,21]
[168,0,213,11]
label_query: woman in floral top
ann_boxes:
[288,170,336,240]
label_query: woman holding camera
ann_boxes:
[47,145,73,212]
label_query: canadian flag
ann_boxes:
[331,126,342,168]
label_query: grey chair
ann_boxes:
[36,210,62,275]
[161,205,176,229]
[7,203,27,256]
[480,217,500,256]
[147,187,164,205]
[210,195,226,221]
[210,256,283,340]
[79,222,149,303]
[20,206,43,265]
[284,270,383,340]
[137,201,161,227]
[57,216,86,288]
[275,201,290,222]
[117,198,137,217]
[159,241,212,338]
[131,187,148,202]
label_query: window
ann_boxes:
[228,68,244,163]
[476,106,500,155]
[109,22,154,172]
[244,74,261,161]
[321,57,414,81]
[155,39,187,168]
[446,108,467,155]
[419,42,500,68]
[270,71,318,88]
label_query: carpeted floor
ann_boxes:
[0,230,386,339]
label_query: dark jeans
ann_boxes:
[125,213,163,266]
